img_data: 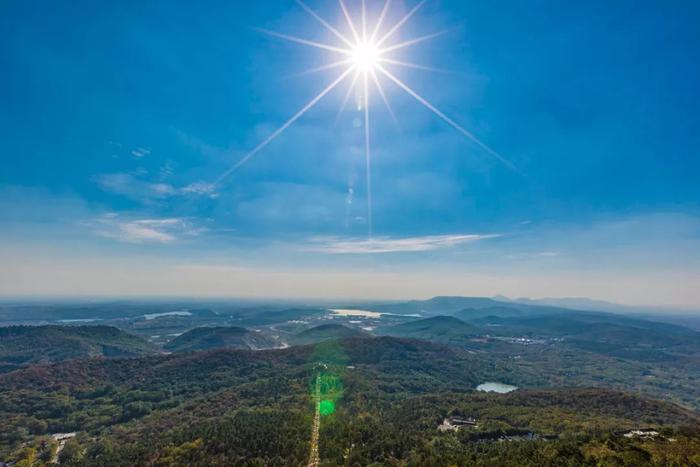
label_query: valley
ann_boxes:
[1,296,700,465]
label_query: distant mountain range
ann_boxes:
[366,296,507,316]
[494,295,634,313]
[496,294,700,315]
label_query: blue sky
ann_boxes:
[1,0,699,305]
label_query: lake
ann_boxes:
[329,309,382,318]
[142,311,193,320]
[476,382,518,394]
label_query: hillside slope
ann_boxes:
[0,325,159,373]
[289,324,369,345]
[381,315,481,343]
[164,326,278,352]
[1,336,699,465]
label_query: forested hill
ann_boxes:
[0,325,159,373]
[0,337,473,394]
[1,336,699,465]
[380,315,482,342]
[164,326,279,352]
[289,324,369,345]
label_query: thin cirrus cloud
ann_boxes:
[130,147,151,158]
[93,173,175,203]
[180,181,219,198]
[94,173,219,203]
[93,214,203,244]
[306,234,500,254]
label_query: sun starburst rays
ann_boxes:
[216,1,512,238]
[296,0,355,49]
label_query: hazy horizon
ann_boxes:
[1,291,699,313]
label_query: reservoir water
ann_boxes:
[476,382,518,393]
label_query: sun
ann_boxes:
[351,40,381,72]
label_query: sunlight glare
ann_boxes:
[352,40,380,72]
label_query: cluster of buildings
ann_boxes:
[438,416,478,432]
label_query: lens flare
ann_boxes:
[214,0,515,238]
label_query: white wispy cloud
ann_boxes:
[93,173,176,203]
[93,215,204,244]
[306,234,499,254]
[131,147,151,158]
[94,173,220,203]
[158,160,175,180]
[181,181,219,199]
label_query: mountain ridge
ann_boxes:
[0,325,159,373]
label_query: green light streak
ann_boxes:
[307,340,349,465]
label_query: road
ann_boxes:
[308,375,321,467]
